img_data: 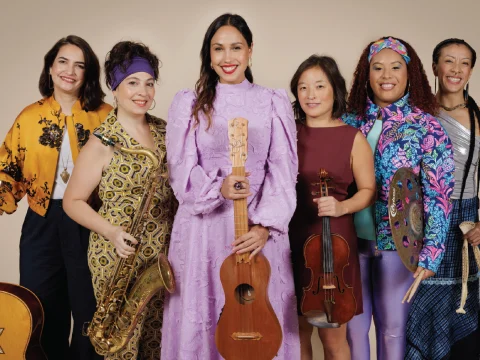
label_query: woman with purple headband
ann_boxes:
[64,41,177,359]
[342,36,455,360]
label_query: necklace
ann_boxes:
[60,152,70,183]
[440,103,467,111]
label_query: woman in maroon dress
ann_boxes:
[289,55,376,360]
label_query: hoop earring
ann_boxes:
[465,82,469,102]
[49,75,53,90]
[249,57,252,68]
[149,99,156,111]
[434,76,437,94]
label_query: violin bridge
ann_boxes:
[323,285,336,290]
[231,332,263,340]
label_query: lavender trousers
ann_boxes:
[347,239,412,360]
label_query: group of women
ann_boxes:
[0,11,478,360]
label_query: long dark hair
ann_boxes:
[433,38,480,208]
[192,13,253,129]
[104,41,160,90]
[290,55,347,123]
[348,36,437,117]
[39,35,105,111]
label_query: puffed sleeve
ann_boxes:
[248,89,298,237]
[0,116,28,214]
[166,90,226,215]
[417,115,455,273]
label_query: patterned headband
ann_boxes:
[368,37,411,64]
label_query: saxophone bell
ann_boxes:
[158,253,175,293]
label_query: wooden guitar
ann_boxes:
[0,282,46,359]
[215,118,282,360]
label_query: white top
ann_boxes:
[52,128,74,199]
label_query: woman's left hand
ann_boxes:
[464,222,480,247]
[413,266,435,280]
[232,225,269,260]
[314,196,347,217]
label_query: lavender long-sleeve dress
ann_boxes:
[161,79,300,359]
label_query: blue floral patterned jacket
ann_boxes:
[343,94,454,273]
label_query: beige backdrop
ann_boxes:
[1,0,479,359]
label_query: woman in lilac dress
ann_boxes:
[162,13,300,359]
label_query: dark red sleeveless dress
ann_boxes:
[289,123,363,315]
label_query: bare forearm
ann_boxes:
[340,188,375,215]
[64,199,114,239]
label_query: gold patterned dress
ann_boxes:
[88,111,176,360]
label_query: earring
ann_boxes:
[434,76,437,94]
[465,82,469,102]
[249,57,252,68]
[113,96,117,109]
[149,99,156,111]
[49,74,53,90]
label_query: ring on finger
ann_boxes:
[234,182,243,190]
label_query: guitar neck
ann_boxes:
[232,166,249,260]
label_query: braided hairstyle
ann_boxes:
[433,38,480,208]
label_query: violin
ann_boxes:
[301,169,356,327]
[215,118,282,360]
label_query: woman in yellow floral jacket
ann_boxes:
[0,35,111,360]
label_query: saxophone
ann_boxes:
[86,132,176,355]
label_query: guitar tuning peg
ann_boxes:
[311,191,319,196]
[311,182,320,186]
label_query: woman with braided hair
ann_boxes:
[405,38,480,360]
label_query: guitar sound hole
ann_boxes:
[235,283,255,305]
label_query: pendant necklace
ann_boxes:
[60,152,70,183]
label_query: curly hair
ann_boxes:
[104,41,160,90]
[39,35,105,111]
[290,55,347,123]
[347,36,437,117]
[192,13,253,129]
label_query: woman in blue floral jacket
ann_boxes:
[343,36,455,360]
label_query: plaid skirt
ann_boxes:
[405,197,480,360]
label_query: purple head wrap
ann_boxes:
[109,57,155,90]
[368,37,411,64]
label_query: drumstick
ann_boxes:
[458,221,477,314]
[402,269,425,304]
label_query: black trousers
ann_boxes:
[19,200,102,360]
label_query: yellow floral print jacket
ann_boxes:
[0,96,112,216]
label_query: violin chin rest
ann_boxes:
[304,311,340,328]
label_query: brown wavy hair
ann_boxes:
[347,36,438,117]
[192,13,253,129]
[39,35,105,111]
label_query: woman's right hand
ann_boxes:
[221,174,251,200]
[104,225,138,258]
